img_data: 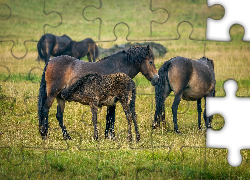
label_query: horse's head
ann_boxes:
[139,45,159,86]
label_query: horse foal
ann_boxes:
[61,73,140,142]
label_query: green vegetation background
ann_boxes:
[1,0,250,179]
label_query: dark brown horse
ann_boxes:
[153,56,216,133]
[61,73,140,141]
[38,46,158,140]
[37,33,98,63]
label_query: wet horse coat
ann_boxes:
[61,73,140,141]
[38,46,158,139]
[153,56,215,133]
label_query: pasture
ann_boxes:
[1,0,250,179]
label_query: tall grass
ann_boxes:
[1,0,250,179]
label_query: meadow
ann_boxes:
[1,0,250,179]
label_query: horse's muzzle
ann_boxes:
[151,74,159,86]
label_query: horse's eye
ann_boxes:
[149,61,153,65]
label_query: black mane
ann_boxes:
[99,46,154,64]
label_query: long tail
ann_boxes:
[154,60,171,123]
[38,62,48,127]
[37,35,46,61]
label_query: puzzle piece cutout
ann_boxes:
[82,0,168,41]
[204,24,250,84]
[0,0,61,59]
[44,0,100,41]
[206,79,250,167]
[145,0,224,40]
[207,0,250,41]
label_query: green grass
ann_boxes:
[1,0,250,179]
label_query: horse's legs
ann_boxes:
[56,97,71,140]
[40,95,55,139]
[203,92,214,129]
[119,97,133,141]
[105,105,116,139]
[90,103,98,140]
[130,95,140,141]
[87,53,92,62]
[197,98,202,129]
[122,104,133,142]
[172,93,182,133]
[89,47,96,62]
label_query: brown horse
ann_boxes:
[37,33,98,63]
[153,56,216,133]
[38,46,158,140]
[61,73,140,141]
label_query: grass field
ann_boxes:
[1,0,250,179]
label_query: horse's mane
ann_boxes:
[99,46,154,64]
[61,73,100,100]
[201,56,214,69]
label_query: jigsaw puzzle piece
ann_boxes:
[28,149,99,179]
[204,148,250,178]
[152,22,206,61]
[82,0,168,41]
[133,146,206,178]
[0,147,42,179]
[152,127,206,163]
[206,79,250,167]
[207,0,250,41]
[0,4,11,21]
[0,0,61,59]
[204,25,250,91]
[44,0,100,41]
[152,0,224,40]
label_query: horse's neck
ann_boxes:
[113,59,139,79]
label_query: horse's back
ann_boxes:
[167,57,193,93]
[45,55,84,95]
[185,58,215,100]
[166,56,215,100]
[82,38,95,43]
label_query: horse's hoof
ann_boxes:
[110,134,116,141]
[127,135,132,142]
[175,129,181,134]
[41,135,47,140]
[63,134,72,140]
[136,134,140,142]
[207,123,212,129]
[93,135,98,141]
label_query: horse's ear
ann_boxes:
[147,45,150,50]
[206,57,214,69]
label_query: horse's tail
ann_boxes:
[61,73,99,100]
[38,62,48,127]
[37,35,46,61]
[154,60,171,123]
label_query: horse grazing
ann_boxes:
[37,33,98,63]
[61,73,140,141]
[38,45,158,140]
[153,56,216,133]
